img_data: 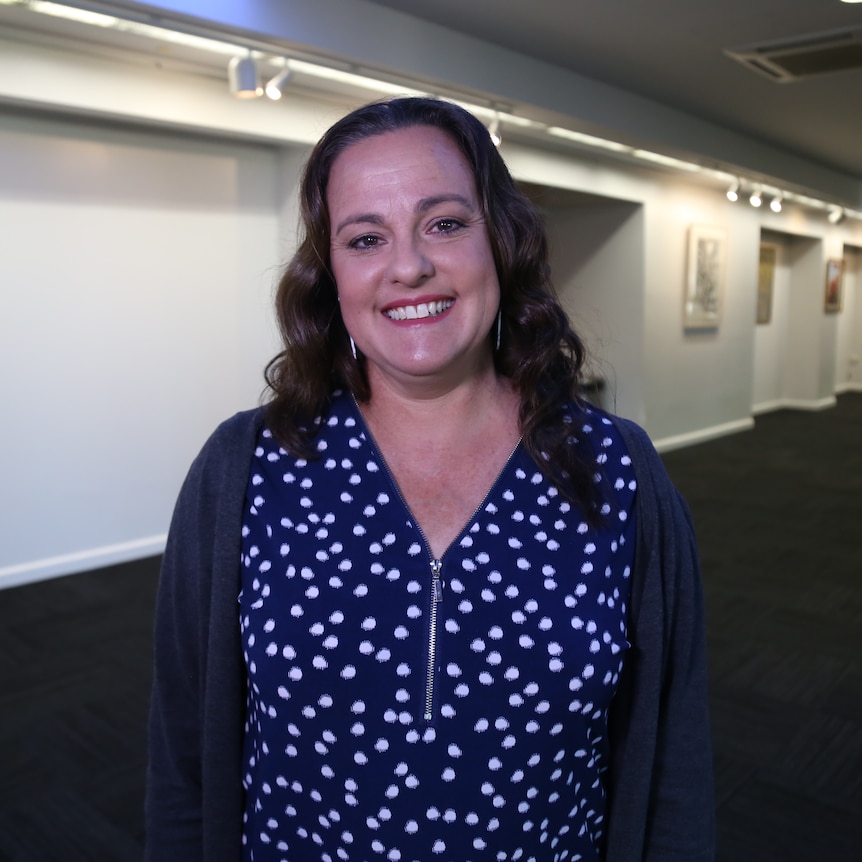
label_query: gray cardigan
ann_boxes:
[145,407,715,861]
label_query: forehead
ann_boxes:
[326,126,478,204]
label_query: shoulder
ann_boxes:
[565,401,657,482]
[600,412,676,498]
[578,407,694,535]
[608,415,658,464]
[162,407,267,593]
[603,415,699,578]
[565,400,636,452]
[187,407,266,474]
[173,407,267,518]
[203,406,266,453]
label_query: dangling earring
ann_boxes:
[349,335,358,360]
[495,310,502,351]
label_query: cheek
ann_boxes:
[332,257,378,316]
[331,254,360,294]
[329,249,348,286]
[460,237,499,286]
[471,249,501,300]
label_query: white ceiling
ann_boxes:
[2,0,860,203]
[364,0,862,181]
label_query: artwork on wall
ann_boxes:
[824,258,844,313]
[757,244,777,325]
[685,225,725,329]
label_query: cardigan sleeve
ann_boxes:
[145,447,211,862]
[606,418,715,862]
[145,410,261,862]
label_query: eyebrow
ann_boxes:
[333,193,476,235]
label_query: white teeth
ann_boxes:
[385,300,453,320]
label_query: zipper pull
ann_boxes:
[431,559,444,601]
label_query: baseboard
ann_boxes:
[752,399,784,416]
[775,396,837,412]
[753,395,839,415]
[653,417,755,453]
[835,382,862,394]
[0,535,167,590]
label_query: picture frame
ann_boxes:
[824,258,844,313]
[685,225,726,329]
[757,244,777,325]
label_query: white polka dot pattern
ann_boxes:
[239,391,637,861]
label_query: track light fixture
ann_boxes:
[228,53,262,98]
[488,115,502,147]
[265,62,293,100]
[721,178,852,221]
[13,1,862,226]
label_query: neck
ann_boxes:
[360,364,519,451]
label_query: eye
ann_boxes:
[348,234,381,250]
[431,218,465,235]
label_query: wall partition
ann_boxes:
[524,185,644,420]
[0,111,289,587]
[835,247,862,392]
[753,232,794,412]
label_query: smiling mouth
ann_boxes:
[383,299,454,321]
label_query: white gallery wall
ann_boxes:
[0,112,287,586]
[2,34,862,586]
[641,179,761,445]
[505,145,764,445]
[541,195,645,421]
[753,234,794,411]
[753,231,862,413]
[835,249,861,390]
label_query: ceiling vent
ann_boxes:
[726,27,862,82]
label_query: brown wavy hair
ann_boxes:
[265,97,599,511]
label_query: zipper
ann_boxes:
[424,558,444,721]
[349,395,523,725]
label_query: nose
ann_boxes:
[386,235,434,287]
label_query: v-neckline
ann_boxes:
[350,395,524,562]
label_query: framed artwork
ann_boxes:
[685,225,726,329]
[824,258,844,313]
[757,244,777,325]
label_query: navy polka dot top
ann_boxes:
[239,390,637,862]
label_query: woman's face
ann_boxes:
[327,125,500,395]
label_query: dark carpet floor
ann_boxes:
[0,556,157,861]
[0,394,860,861]
[662,394,862,862]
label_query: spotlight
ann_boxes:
[488,115,501,147]
[228,53,262,98]
[726,182,739,202]
[770,196,783,213]
[749,190,762,208]
[265,63,293,100]
[828,206,845,224]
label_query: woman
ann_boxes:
[146,97,714,862]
